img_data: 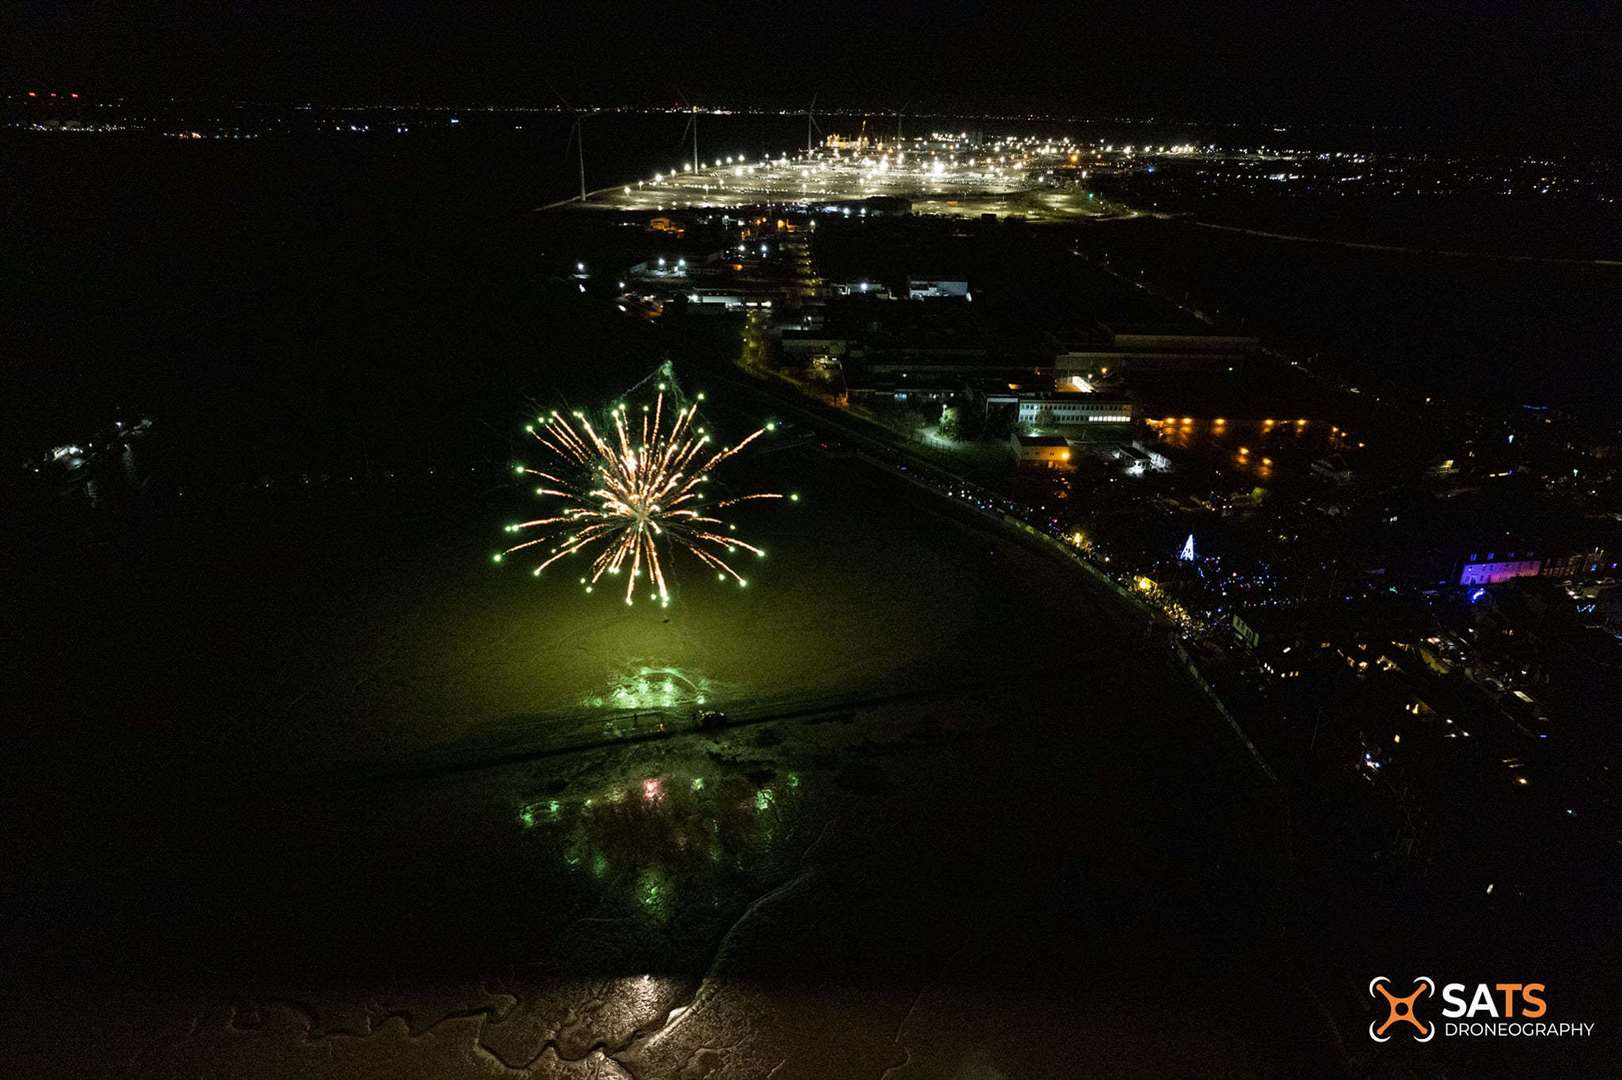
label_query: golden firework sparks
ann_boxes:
[497,376,784,606]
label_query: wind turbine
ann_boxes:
[805,92,822,155]
[565,113,587,202]
[547,78,587,202]
[681,110,699,174]
[677,90,699,173]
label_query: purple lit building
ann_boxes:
[1459,551,1542,586]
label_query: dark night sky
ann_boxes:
[7,1,1619,136]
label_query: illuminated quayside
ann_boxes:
[586,132,1147,217]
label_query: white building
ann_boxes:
[1014,395,1133,427]
[907,276,972,301]
[1011,434,1073,470]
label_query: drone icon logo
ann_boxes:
[1369,976,1435,1042]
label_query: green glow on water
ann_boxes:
[591,852,610,878]
[580,664,720,710]
[754,787,774,812]
[691,776,705,792]
[636,868,673,921]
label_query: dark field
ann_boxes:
[3,435,1320,1077]
[1076,216,1622,419]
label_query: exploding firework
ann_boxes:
[496,372,787,605]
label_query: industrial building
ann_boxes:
[906,275,972,300]
[1010,434,1074,470]
[1052,324,1260,379]
[981,389,1134,428]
